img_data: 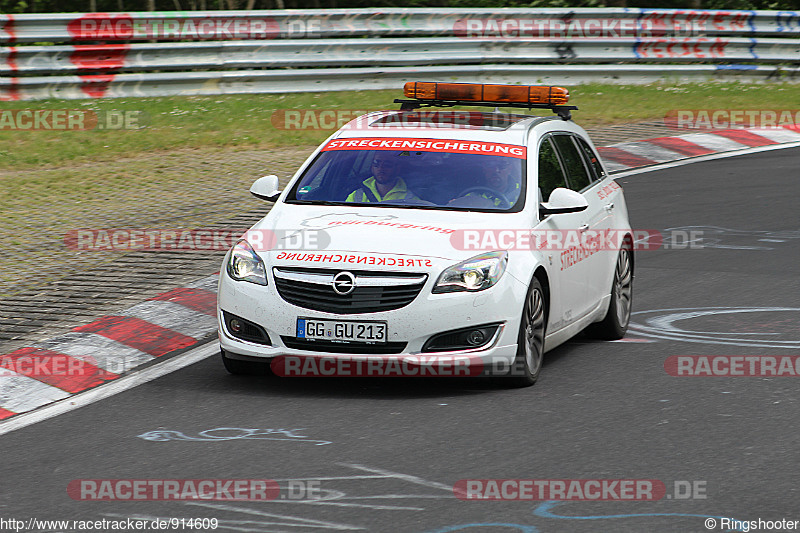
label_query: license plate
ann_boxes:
[297,318,387,344]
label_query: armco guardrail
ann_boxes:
[2,8,800,100]
[5,38,800,75]
[4,8,800,42]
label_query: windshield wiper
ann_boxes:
[286,200,348,206]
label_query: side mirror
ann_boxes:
[250,175,282,202]
[539,187,588,216]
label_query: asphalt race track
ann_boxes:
[2,147,799,533]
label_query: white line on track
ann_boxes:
[611,140,800,178]
[0,341,218,437]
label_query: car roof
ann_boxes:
[333,109,566,146]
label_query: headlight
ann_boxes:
[433,251,508,293]
[226,239,267,285]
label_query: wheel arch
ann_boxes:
[622,232,635,275]
[604,232,635,299]
[532,266,550,323]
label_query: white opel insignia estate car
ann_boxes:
[218,82,633,386]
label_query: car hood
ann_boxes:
[247,206,515,268]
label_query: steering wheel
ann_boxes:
[458,187,512,209]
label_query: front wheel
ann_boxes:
[505,278,547,388]
[586,244,633,340]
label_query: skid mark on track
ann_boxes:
[629,307,800,348]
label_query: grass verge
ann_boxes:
[2,82,800,172]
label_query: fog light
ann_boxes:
[222,311,272,346]
[422,323,501,352]
[466,329,485,346]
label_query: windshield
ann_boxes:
[286,147,526,212]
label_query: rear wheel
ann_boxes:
[221,349,272,376]
[586,244,633,340]
[506,278,547,387]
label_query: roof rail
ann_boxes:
[394,99,577,120]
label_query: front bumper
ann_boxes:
[217,264,526,366]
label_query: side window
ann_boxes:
[575,136,606,182]
[552,134,592,192]
[537,137,567,201]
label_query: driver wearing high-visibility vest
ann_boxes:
[346,152,420,203]
[481,157,521,205]
[451,156,521,208]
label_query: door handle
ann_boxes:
[604,202,615,211]
[579,224,589,232]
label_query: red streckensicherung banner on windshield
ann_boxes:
[322,138,526,158]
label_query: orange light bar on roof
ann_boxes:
[403,82,570,106]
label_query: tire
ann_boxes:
[221,349,272,376]
[585,243,633,340]
[505,277,547,388]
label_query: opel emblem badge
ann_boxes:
[332,271,356,295]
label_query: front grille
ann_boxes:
[281,337,407,354]
[273,267,427,314]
